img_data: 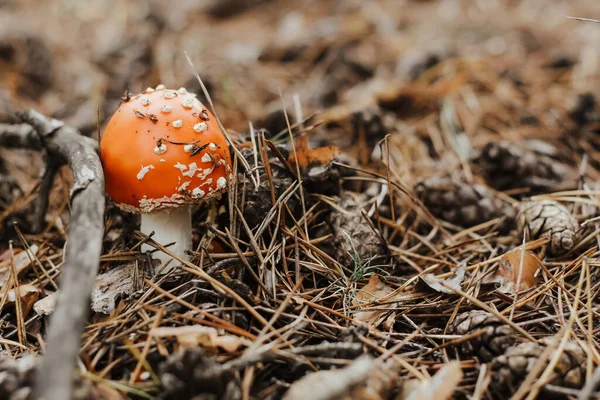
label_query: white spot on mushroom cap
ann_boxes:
[174,162,186,172]
[161,105,172,113]
[184,144,194,153]
[145,87,155,93]
[201,153,212,163]
[172,119,183,128]
[160,159,166,162]
[192,187,205,198]
[198,166,214,180]
[182,98,194,109]
[194,122,208,133]
[201,178,212,187]
[137,165,154,180]
[209,143,217,151]
[178,181,191,191]
[140,97,151,106]
[164,90,177,99]
[155,84,166,90]
[178,87,188,95]
[182,162,198,177]
[154,143,167,155]
[217,176,227,189]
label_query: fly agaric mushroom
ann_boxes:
[100,85,231,272]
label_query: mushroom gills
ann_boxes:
[140,206,192,273]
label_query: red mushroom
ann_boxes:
[100,85,231,272]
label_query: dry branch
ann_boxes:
[0,109,105,400]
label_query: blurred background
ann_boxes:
[0,0,598,130]
[0,0,599,204]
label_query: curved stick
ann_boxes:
[0,109,105,400]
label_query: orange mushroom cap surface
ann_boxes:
[100,86,231,213]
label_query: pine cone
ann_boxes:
[448,311,516,361]
[158,348,240,400]
[476,141,571,192]
[517,200,579,255]
[491,339,585,396]
[329,192,387,267]
[414,178,515,231]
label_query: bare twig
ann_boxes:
[0,109,105,400]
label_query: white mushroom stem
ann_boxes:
[141,206,192,273]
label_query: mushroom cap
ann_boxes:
[100,86,231,213]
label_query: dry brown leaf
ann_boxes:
[0,245,39,288]
[401,361,463,400]
[496,248,541,293]
[33,291,58,316]
[283,355,374,400]
[419,264,466,295]
[348,359,399,400]
[150,325,243,353]
[353,275,402,326]
[288,134,341,170]
[3,283,39,303]
[2,283,40,316]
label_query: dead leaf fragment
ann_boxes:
[33,291,58,316]
[353,275,403,326]
[402,361,463,400]
[0,245,39,288]
[150,325,243,353]
[350,359,399,400]
[283,355,374,400]
[288,134,341,170]
[496,248,540,292]
[2,283,40,316]
[419,264,466,295]
[3,283,39,302]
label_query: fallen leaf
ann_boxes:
[33,291,58,316]
[3,283,39,300]
[419,264,466,295]
[0,245,39,288]
[2,283,40,316]
[150,325,243,353]
[496,248,540,293]
[350,359,399,400]
[283,355,374,400]
[353,275,403,326]
[402,361,463,400]
[288,134,341,170]
[0,248,19,263]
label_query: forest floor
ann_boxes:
[1,0,600,399]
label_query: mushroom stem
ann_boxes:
[141,206,192,273]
